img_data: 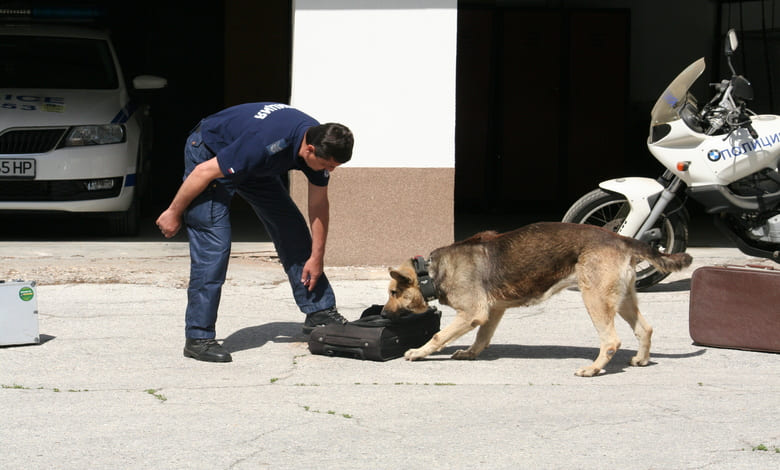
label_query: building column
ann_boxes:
[290,1,457,265]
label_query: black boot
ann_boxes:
[302,307,348,334]
[183,338,232,363]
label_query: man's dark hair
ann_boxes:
[306,123,354,164]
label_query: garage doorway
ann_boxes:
[455,6,630,218]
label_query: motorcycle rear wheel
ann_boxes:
[562,188,689,289]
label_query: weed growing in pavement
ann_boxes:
[5,383,168,402]
[301,405,352,419]
[751,443,780,452]
[3,384,91,392]
[1,384,30,389]
[145,388,167,402]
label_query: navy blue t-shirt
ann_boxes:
[199,102,329,186]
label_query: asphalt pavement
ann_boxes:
[1,217,779,469]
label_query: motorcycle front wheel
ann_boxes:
[562,188,689,289]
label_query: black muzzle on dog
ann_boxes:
[412,256,439,302]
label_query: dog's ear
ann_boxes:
[389,266,415,286]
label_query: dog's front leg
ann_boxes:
[452,307,506,360]
[405,313,476,361]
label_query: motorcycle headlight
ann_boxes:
[64,124,126,146]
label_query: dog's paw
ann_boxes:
[629,356,649,367]
[404,348,425,361]
[451,349,477,360]
[574,366,602,377]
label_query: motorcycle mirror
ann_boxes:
[725,29,738,55]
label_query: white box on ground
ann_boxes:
[0,280,40,346]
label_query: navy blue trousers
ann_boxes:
[183,130,336,339]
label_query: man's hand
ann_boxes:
[156,209,182,239]
[301,256,324,291]
[155,157,224,239]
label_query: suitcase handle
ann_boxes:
[322,345,367,360]
[723,264,778,271]
[745,264,777,271]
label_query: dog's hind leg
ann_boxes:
[576,285,622,377]
[616,288,653,367]
[405,310,480,361]
[452,307,506,360]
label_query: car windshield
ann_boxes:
[649,57,706,126]
[0,35,118,89]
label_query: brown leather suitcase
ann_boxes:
[689,264,780,353]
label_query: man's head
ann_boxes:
[306,123,354,164]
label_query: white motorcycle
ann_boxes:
[563,29,780,288]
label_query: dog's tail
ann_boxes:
[627,239,693,273]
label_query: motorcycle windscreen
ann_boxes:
[650,57,706,126]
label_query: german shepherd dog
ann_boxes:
[383,222,692,376]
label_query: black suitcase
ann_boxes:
[308,305,441,361]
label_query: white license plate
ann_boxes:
[0,159,36,179]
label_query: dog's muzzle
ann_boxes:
[381,308,406,319]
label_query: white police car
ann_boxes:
[0,12,166,235]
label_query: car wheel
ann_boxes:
[108,198,140,236]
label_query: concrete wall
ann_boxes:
[289,0,458,266]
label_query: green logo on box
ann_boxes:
[18,287,34,301]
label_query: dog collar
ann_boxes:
[412,255,439,302]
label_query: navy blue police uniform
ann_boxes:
[183,102,336,340]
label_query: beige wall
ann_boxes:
[290,168,454,266]
[290,2,457,267]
